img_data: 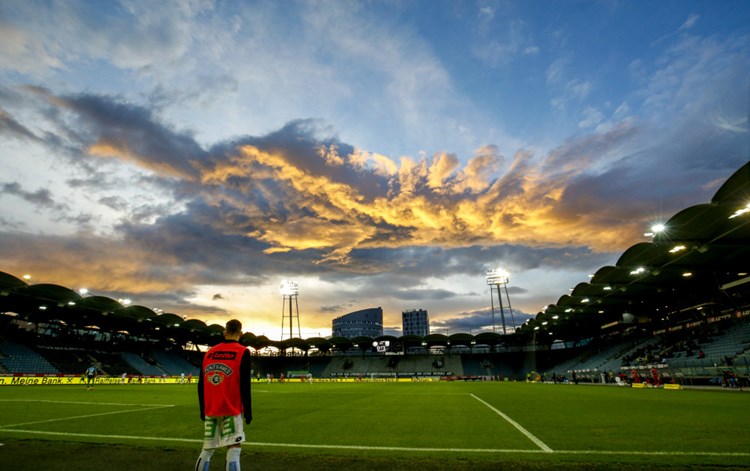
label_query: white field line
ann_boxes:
[469,393,553,453]
[1,429,749,457]
[0,399,174,407]
[253,390,468,396]
[0,405,174,428]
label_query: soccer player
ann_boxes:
[85,364,97,390]
[196,319,252,471]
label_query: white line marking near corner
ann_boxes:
[470,393,553,453]
[0,405,174,429]
[0,430,202,444]
[0,399,175,407]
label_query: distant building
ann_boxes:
[402,309,430,336]
[332,307,383,338]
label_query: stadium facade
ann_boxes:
[331,307,384,338]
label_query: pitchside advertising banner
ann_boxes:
[0,375,447,385]
[0,375,195,386]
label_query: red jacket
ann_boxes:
[198,340,252,422]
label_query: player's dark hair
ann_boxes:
[225,319,242,335]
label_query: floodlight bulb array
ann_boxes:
[485,268,510,285]
[280,280,299,296]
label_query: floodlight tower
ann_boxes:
[280,280,301,340]
[485,268,515,335]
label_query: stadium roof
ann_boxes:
[517,160,750,344]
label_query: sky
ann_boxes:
[1,0,749,341]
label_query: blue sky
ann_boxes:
[1,0,748,340]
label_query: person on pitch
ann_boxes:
[196,319,252,471]
[85,364,97,390]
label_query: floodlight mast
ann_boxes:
[485,268,514,335]
[280,280,301,341]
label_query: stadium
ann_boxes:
[1,161,749,469]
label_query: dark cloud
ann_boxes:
[336,245,613,282]
[0,182,69,212]
[60,212,96,227]
[390,288,458,301]
[319,302,356,314]
[431,307,535,334]
[0,106,37,141]
[37,91,210,180]
[97,196,129,211]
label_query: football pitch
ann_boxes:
[0,381,748,470]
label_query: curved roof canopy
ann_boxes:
[518,160,750,344]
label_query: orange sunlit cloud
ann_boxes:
[192,137,644,265]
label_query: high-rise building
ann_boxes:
[402,309,429,336]
[332,307,383,338]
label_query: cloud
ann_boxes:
[578,106,604,129]
[679,13,700,32]
[0,106,37,140]
[472,16,539,68]
[53,93,208,180]
[432,307,534,333]
[0,182,68,212]
[7,87,730,270]
[546,56,570,86]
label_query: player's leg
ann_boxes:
[226,445,241,471]
[197,417,219,471]
[218,415,245,470]
[195,448,215,471]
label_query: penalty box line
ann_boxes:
[2,430,750,458]
[469,393,553,453]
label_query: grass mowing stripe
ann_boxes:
[470,393,553,453]
[0,405,174,428]
[553,450,750,457]
[0,399,175,407]
[0,429,201,444]
[4,429,750,458]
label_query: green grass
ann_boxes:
[0,381,749,470]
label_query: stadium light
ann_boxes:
[280,280,299,296]
[79,288,89,296]
[644,223,666,237]
[280,280,301,341]
[485,268,510,286]
[485,267,515,335]
[728,202,750,219]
